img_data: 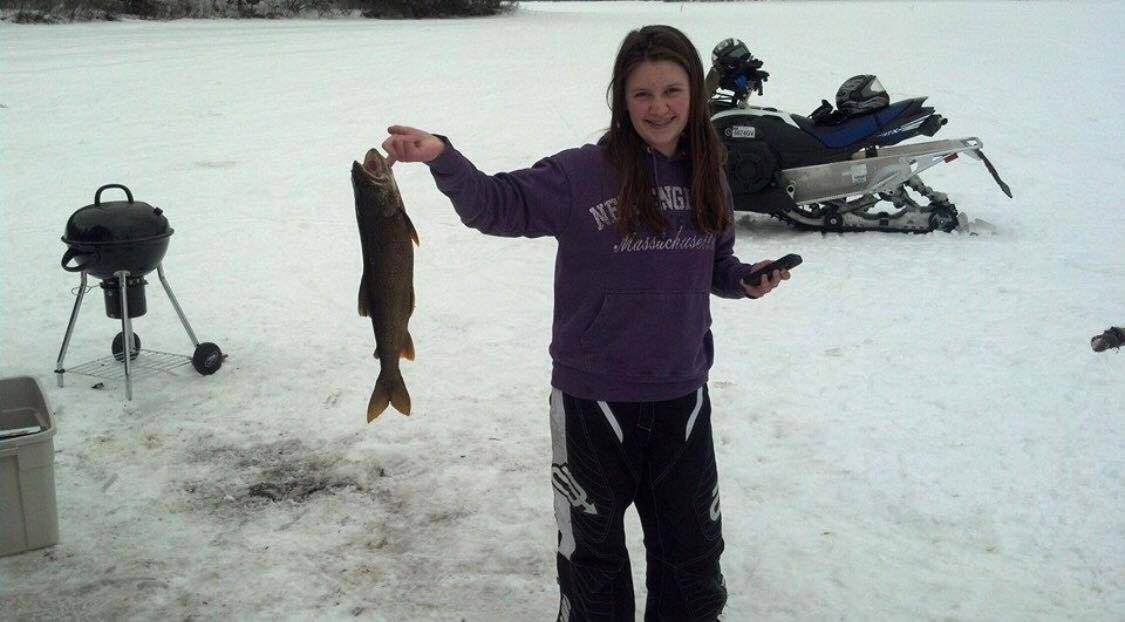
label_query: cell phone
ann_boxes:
[741,253,802,287]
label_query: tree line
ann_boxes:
[2,0,515,21]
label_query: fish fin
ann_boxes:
[368,370,411,421]
[404,212,420,246]
[390,379,411,416]
[367,383,390,422]
[358,273,370,317]
[402,331,415,361]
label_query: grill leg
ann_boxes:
[117,271,135,401]
[157,264,200,348]
[55,272,89,388]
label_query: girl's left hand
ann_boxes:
[742,259,790,298]
[382,125,445,165]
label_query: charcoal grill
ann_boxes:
[55,184,224,400]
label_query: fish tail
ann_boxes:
[390,377,411,416]
[367,383,390,422]
[367,369,411,422]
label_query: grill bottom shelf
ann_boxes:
[66,349,191,382]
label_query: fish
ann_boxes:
[352,148,419,421]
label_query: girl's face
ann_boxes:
[624,59,691,158]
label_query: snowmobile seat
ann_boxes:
[794,98,929,149]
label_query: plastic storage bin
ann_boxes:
[1,376,59,557]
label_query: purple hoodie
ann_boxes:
[426,140,754,402]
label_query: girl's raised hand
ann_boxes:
[382,125,446,166]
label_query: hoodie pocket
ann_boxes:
[580,291,711,381]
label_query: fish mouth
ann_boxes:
[352,148,393,185]
[363,148,390,176]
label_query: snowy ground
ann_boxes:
[1,2,1123,620]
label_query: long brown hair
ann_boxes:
[602,25,730,237]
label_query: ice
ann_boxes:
[1,2,1123,620]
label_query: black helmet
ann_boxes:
[836,74,889,116]
[711,38,752,74]
[710,38,768,95]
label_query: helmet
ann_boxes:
[710,38,768,95]
[836,75,889,116]
[712,38,752,74]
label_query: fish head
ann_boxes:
[351,148,404,218]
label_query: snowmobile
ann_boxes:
[706,38,1012,233]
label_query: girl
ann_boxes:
[383,24,789,622]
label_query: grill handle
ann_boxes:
[61,247,96,273]
[95,184,134,205]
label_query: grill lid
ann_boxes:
[63,184,172,245]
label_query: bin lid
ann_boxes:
[0,410,42,439]
[0,377,56,449]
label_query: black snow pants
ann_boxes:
[550,385,727,622]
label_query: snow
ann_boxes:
[1,1,1123,619]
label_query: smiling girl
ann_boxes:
[382,24,790,622]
